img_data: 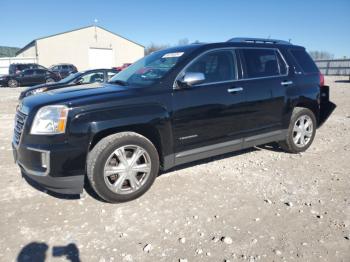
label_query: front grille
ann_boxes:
[13,110,27,146]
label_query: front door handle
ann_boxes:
[227,87,243,93]
[281,80,293,86]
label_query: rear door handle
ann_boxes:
[281,80,293,86]
[227,87,243,93]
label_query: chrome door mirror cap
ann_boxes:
[180,72,205,87]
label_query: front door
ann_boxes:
[172,49,246,156]
[20,69,36,86]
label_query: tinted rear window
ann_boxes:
[241,49,284,78]
[290,49,319,73]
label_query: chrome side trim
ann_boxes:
[228,87,243,93]
[194,79,237,87]
[176,139,242,158]
[281,81,293,86]
[244,130,283,142]
[175,130,287,159]
[179,134,198,141]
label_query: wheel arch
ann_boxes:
[88,124,167,169]
[294,100,320,124]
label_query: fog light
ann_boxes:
[41,152,48,168]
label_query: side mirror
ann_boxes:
[178,72,205,88]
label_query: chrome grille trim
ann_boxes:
[13,109,27,146]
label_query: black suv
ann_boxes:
[9,63,46,75]
[0,68,60,87]
[49,64,78,79]
[12,38,333,203]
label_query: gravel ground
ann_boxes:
[0,77,349,262]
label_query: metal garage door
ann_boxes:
[88,48,113,69]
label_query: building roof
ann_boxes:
[16,25,144,56]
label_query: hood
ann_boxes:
[21,82,136,112]
[23,81,71,92]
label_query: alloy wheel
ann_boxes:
[8,80,18,88]
[103,145,152,194]
[292,115,313,147]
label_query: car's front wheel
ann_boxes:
[8,79,18,88]
[279,107,317,153]
[87,132,159,203]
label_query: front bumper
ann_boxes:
[12,142,85,195]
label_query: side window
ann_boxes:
[107,71,117,80]
[290,49,319,74]
[34,69,45,75]
[62,65,68,70]
[185,50,237,84]
[80,72,104,83]
[241,49,281,78]
[23,69,34,76]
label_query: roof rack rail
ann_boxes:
[227,37,291,45]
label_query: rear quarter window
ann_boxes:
[290,49,319,74]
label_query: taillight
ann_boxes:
[319,73,325,87]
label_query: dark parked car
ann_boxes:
[0,68,60,87]
[19,69,118,99]
[9,63,47,75]
[49,64,78,79]
[12,38,334,203]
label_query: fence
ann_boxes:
[315,59,350,79]
[0,57,37,75]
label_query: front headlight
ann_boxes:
[26,87,48,97]
[31,105,68,135]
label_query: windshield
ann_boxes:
[57,72,81,83]
[109,48,189,86]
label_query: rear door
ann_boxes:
[237,48,290,136]
[172,48,246,154]
[20,69,36,85]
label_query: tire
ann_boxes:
[87,132,159,203]
[279,107,317,153]
[46,78,55,83]
[8,79,18,88]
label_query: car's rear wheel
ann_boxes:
[8,79,18,88]
[46,78,55,83]
[87,132,159,203]
[279,107,316,153]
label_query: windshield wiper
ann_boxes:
[109,80,128,86]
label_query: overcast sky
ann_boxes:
[1,0,349,58]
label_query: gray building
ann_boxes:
[16,25,144,70]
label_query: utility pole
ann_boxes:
[94,18,98,41]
